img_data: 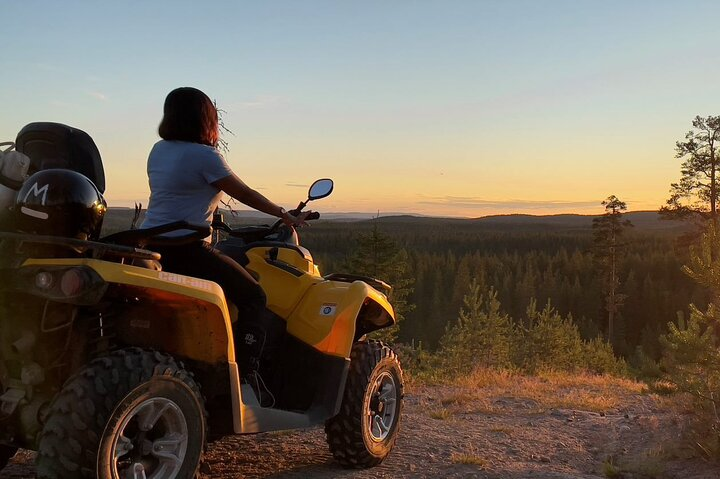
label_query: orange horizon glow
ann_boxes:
[3,2,715,220]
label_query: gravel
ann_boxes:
[2,384,720,478]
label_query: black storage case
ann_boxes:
[15,122,105,193]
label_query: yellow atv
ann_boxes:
[0,123,403,478]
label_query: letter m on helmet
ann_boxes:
[23,182,49,206]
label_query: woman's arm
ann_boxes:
[212,173,306,225]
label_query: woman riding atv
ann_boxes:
[0,103,401,477]
[141,87,310,329]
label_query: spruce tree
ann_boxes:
[344,219,414,342]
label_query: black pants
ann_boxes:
[152,241,267,323]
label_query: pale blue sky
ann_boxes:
[2,1,719,216]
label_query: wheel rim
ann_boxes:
[111,397,189,479]
[366,371,398,442]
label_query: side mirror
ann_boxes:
[308,178,333,201]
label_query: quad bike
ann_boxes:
[0,122,403,478]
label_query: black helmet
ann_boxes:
[15,169,107,240]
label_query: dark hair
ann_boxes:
[158,87,219,147]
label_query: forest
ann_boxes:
[297,212,702,364]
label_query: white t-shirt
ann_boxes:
[141,140,233,235]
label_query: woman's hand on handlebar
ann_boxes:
[281,210,314,227]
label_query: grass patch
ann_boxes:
[602,457,621,478]
[625,456,665,477]
[601,450,666,478]
[451,453,487,466]
[467,405,501,415]
[440,392,477,406]
[429,408,453,420]
[544,390,618,412]
[442,367,645,414]
[537,370,643,392]
[455,367,517,389]
[488,426,510,434]
[649,379,678,395]
[451,444,487,467]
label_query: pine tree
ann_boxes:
[439,281,514,374]
[662,115,720,224]
[516,299,584,373]
[661,224,720,454]
[592,195,633,344]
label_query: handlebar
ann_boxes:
[212,211,321,243]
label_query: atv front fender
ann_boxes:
[286,279,395,358]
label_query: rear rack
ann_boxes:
[0,231,160,262]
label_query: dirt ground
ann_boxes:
[2,377,719,479]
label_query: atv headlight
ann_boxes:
[18,266,107,305]
[35,271,54,290]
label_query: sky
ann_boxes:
[2,0,719,217]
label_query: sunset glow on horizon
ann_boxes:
[2,1,719,218]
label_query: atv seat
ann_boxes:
[101,221,211,269]
[102,221,211,248]
[15,122,105,193]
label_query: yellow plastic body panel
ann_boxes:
[21,258,235,364]
[243,245,395,358]
[287,280,395,358]
[243,246,323,318]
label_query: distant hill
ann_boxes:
[101,208,688,236]
[100,208,386,233]
[474,211,681,231]
[370,211,688,233]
